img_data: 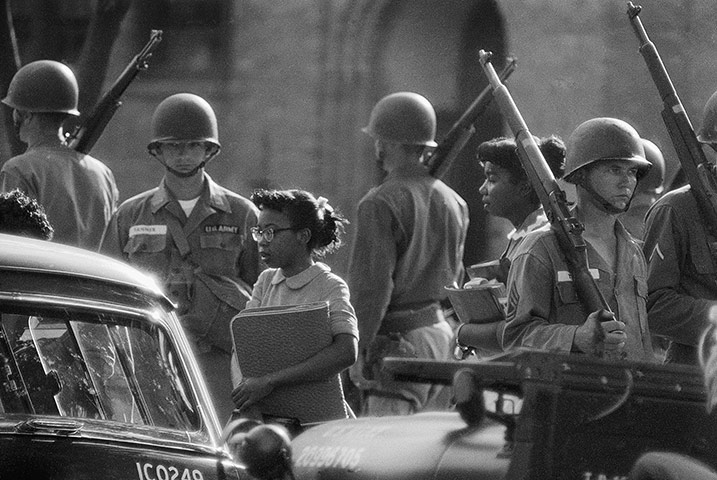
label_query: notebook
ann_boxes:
[230,301,347,424]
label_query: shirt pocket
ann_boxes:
[124,233,167,256]
[556,279,579,306]
[199,232,242,251]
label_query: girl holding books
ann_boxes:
[230,188,358,432]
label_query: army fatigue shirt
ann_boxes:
[643,185,717,364]
[347,162,469,352]
[0,143,118,250]
[502,220,654,362]
[100,173,260,325]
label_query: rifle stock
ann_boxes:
[66,29,163,154]
[427,57,517,178]
[478,50,611,315]
[627,2,717,233]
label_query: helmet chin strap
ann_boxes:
[165,161,206,178]
[579,181,633,214]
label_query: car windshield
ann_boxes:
[0,303,199,431]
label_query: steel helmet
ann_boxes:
[637,138,665,195]
[362,92,438,147]
[148,93,220,152]
[2,60,79,116]
[564,117,650,184]
[697,89,717,143]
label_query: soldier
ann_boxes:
[347,92,469,416]
[641,92,717,365]
[0,60,118,250]
[100,93,261,423]
[502,118,655,361]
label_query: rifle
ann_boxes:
[66,29,163,154]
[627,2,717,234]
[426,57,517,178]
[478,50,611,316]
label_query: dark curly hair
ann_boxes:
[477,135,566,182]
[250,188,348,257]
[477,135,566,206]
[0,189,53,240]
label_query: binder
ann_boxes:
[445,283,507,324]
[230,301,347,424]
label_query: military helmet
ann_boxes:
[2,60,80,116]
[564,117,650,184]
[148,93,220,151]
[697,89,717,143]
[637,138,665,195]
[362,92,438,147]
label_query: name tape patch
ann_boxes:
[129,225,167,237]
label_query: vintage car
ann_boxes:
[0,233,251,479]
[237,349,717,480]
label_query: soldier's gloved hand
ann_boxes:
[574,310,625,357]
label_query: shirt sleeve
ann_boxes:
[501,240,579,353]
[98,211,127,259]
[0,164,35,198]
[236,206,261,291]
[643,201,716,345]
[347,196,396,351]
[326,278,359,340]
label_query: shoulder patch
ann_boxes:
[649,243,665,262]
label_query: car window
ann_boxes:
[0,305,199,431]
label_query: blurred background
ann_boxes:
[0,0,715,278]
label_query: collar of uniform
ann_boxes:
[150,173,231,214]
[385,162,430,181]
[270,263,330,289]
[507,207,548,241]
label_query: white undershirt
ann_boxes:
[177,197,200,217]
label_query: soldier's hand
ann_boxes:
[349,354,378,390]
[574,310,625,357]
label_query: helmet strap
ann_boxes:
[165,161,206,178]
[578,180,632,214]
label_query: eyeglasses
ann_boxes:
[250,226,295,243]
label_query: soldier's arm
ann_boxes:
[643,202,716,345]
[347,198,395,353]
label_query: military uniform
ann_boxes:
[348,162,469,414]
[502,220,655,362]
[0,142,118,250]
[642,185,717,365]
[100,172,260,421]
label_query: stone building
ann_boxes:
[5,0,717,277]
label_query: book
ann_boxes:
[230,301,347,424]
[445,283,507,324]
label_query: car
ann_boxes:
[238,349,717,480]
[0,233,251,479]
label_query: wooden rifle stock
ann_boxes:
[627,2,717,234]
[478,50,611,315]
[66,29,163,154]
[427,57,517,178]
